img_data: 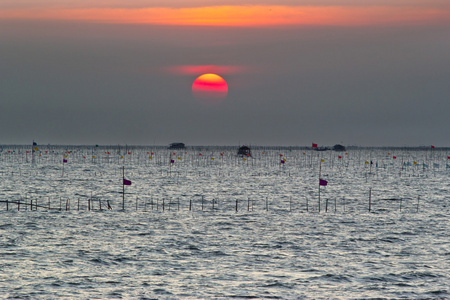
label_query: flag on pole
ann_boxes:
[63,159,68,163]
[431,145,435,149]
[280,160,285,164]
[170,159,175,163]
[319,179,328,186]
[123,179,132,185]
[312,143,318,148]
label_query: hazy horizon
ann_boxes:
[1,1,449,146]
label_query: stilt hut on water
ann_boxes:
[237,146,252,157]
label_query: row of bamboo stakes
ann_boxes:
[0,193,420,213]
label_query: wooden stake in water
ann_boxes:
[417,196,420,213]
[318,159,322,213]
[122,166,125,210]
[369,188,372,212]
[400,198,402,212]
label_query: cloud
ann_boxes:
[164,65,249,76]
[1,5,449,27]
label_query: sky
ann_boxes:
[1,1,450,146]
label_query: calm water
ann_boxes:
[0,146,449,298]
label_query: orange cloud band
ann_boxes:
[165,65,247,76]
[1,6,449,27]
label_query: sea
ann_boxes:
[0,145,448,299]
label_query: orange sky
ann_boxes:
[1,5,449,27]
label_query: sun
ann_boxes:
[192,73,228,105]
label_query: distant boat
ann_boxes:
[168,143,185,149]
[314,147,329,151]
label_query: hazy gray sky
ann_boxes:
[1,1,449,146]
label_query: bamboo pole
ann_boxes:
[122,166,125,210]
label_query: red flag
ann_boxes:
[431,145,435,149]
[338,156,342,159]
[448,156,450,160]
[123,179,132,186]
[312,143,318,148]
[393,156,397,159]
[199,153,202,156]
[280,154,283,157]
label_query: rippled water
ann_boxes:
[0,146,449,298]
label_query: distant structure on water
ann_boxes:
[313,144,346,152]
[168,143,186,149]
[332,144,346,151]
[237,146,252,157]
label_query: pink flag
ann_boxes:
[123,179,132,186]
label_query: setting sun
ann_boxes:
[192,73,228,105]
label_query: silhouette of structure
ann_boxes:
[168,143,185,149]
[237,146,252,157]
